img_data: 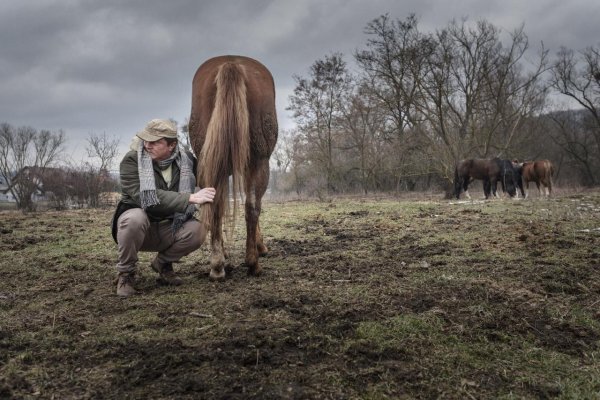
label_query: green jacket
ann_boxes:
[111,149,198,242]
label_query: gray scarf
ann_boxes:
[137,141,196,232]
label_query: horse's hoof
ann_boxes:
[257,244,268,257]
[209,268,226,281]
[247,265,262,277]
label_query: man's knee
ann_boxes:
[179,220,206,251]
[118,208,149,236]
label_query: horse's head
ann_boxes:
[501,160,518,197]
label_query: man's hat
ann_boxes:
[136,119,177,142]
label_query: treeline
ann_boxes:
[3,15,598,209]
[0,123,120,211]
[271,15,600,197]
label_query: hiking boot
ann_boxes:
[151,259,183,286]
[116,272,137,297]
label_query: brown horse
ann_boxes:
[454,158,519,199]
[516,159,554,197]
[188,55,278,279]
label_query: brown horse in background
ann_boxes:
[188,55,278,279]
[517,160,554,197]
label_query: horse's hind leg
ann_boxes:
[256,221,268,256]
[245,195,260,276]
[209,232,226,280]
[208,203,227,281]
[245,159,270,276]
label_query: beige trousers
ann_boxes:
[116,208,207,273]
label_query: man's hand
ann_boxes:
[189,187,216,205]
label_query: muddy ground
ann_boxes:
[1,190,599,399]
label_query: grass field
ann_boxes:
[1,190,599,399]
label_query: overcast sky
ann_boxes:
[1,0,599,166]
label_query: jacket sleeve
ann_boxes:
[150,189,190,214]
[119,152,141,204]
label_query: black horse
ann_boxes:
[454,158,518,199]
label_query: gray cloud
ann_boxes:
[1,0,598,164]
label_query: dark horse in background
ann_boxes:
[188,55,278,279]
[514,159,554,198]
[454,158,519,199]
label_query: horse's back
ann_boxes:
[463,158,497,179]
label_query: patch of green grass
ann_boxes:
[353,313,446,351]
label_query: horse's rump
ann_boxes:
[535,160,553,182]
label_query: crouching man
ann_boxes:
[111,119,215,297]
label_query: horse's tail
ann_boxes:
[200,62,250,235]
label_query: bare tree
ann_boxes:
[339,83,389,194]
[354,15,438,191]
[0,123,65,211]
[178,118,192,153]
[355,14,432,137]
[41,167,72,210]
[86,132,120,171]
[82,132,120,208]
[270,129,295,194]
[287,53,353,194]
[271,129,294,173]
[549,45,600,181]
[546,110,598,185]
[270,128,311,196]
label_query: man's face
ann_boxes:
[143,138,174,162]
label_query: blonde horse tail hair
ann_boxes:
[200,62,250,237]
